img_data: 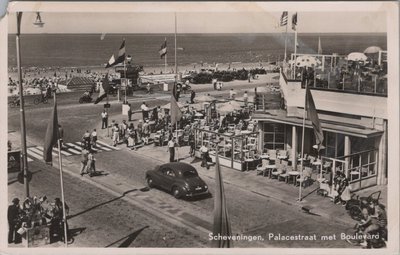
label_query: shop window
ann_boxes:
[263,123,286,151]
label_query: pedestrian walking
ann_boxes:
[121,120,128,137]
[50,198,69,242]
[142,119,150,144]
[112,123,120,147]
[167,137,177,162]
[8,198,21,244]
[127,104,132,121]
[200,144,211,169]
[101,110,108,129]
[58,124,64,148]
[87,150,97,177]
[141,102,149,120]
[137,120,143,142]
[190,90,196,104]
[229,88,236,100]
[189,132,195,157]
[80,148,89,176]
[91,129,97,148]
[243,91,249,106]
[82,130,91,150]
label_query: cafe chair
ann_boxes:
[278,168,289,182]
[271,167,283,179]
[256,160,269,177]
[268,149,277,161]
[296,167,313,188]
[277,150,288,160]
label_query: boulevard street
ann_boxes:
[7,81,354,248]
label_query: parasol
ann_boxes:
[347,52,368,62]
[294,55,322,68]
[363,46,382,54]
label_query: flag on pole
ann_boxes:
[292,12,297,31]
[159,38,167,59]
[94,74,110,104]
[318,37,323,55]
[212,153,232,248]
[172,81,179,101]
[280,11,288,26]
[306,86,324,150]
[170,97,182,127]
[105,39,126,68]
[43,100,59,163]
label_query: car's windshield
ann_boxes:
[182,170,198,178]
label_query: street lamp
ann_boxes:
[16,12,44,198]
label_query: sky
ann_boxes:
[7,10,387,34]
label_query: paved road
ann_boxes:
[7,76,356,248]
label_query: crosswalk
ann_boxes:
[26,140,120,162]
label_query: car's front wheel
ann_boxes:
[172,186,182,199]
[146,177,154,188]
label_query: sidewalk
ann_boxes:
[127,143,387,226]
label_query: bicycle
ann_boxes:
[8,96,20,107]
[33,94,49,105]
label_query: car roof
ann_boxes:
[160,162,197,172]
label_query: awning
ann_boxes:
[253,110,383,138]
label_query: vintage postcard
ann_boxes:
[1,1,399,254]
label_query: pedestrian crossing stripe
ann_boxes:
[96,140,120,151]
[26,140,120,162]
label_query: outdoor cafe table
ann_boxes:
[288,171,301,185]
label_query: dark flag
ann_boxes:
[292,12,297,31]
[306,86,324,150]
[170,82,182,126]
[212,153,232,248]
[43,101,59,163]
[105,39,126,68]
[94,74,110,104]
[172,82,179,101]
[280,11,288,26]
[159,38,167,59]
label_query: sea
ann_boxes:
[7,33,387,69]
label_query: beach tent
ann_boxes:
[194,95,216,102]
[347,52,368,62]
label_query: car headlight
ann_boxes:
[204,185,208,189]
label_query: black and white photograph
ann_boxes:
[1,1,399,254]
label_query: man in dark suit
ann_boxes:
[8,198,21,243]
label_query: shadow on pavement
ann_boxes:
[8,170,42,185]
[67,189,137,220]
[105,226,149,248]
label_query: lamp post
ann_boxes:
[16,12,44,198]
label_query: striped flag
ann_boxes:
[106,39,126,68]
[43,99,59,163]
[159,38,167,59]
[94,74,110,104]
[292,12,297,31]
[212,153,232,248]
[306,86,324,151]
[280,11,288,26]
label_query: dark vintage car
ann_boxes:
[145,162,209,199]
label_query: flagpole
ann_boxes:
[165,37,167,74]
[176,122,179,162]
[174,13,178,82]
[298,83,307,202]
[124,58,127,103]
[293,30,298,79]
[284,19,288,62]
[54,92,68,247]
